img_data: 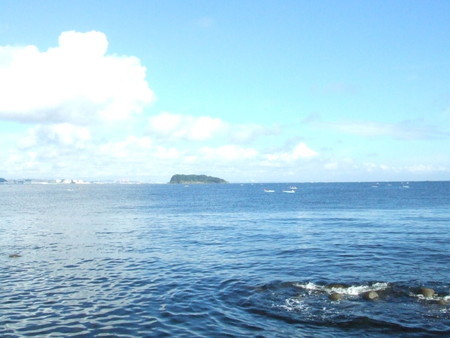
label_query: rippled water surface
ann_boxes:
[1,182,449,336]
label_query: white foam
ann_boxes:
[413,293,450,301]
[294,282,321,292]
[278,297,309,312]
[294,282,389,296]
[415,294,434,300]
[334,283,388,296]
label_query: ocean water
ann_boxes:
[0,181,449,337]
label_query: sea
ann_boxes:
[0,181,449,337]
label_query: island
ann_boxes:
[169,174,228,184]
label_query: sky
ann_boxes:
[0,0,449,183]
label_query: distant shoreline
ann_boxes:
[1,179,449,185]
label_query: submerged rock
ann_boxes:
[420,287,435,298]
[436,299,449,305]
[329,293,343,301]
[363,291,379,301]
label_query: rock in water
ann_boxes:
[329,293,343,301]
[420,287,435,298]
[363,291,379,300]
[8,253,21,258]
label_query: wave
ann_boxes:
[243,280,450,335]
[294,281,390,296]
[288,281,450,306]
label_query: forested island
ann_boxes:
[169,174,228,184]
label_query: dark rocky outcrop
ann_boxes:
[0,178,7,183]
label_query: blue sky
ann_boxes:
[0,1,449,182]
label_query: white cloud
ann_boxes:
[154,146,183,160]
[98,136,153,159]
[230,123,279,143]
[324,162,339,170]
[19,123,91,149]
[405,164,448,173]
[265,142,318,163]
[148,112,279,144]
[291,142,319,159]
[0,31,154,124]
[199,145,258,161]
[362,162,390,172]
[332,121,388,137]
[148,112,227,141]
[2,32,447,183]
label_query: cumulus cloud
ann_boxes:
[265,142,318,163]
[199,145,258,161]
[405,164,448,173]
[98,136,153,159]
[0,31,154,124]
[230,123,279,143]
[362,162,390,172]
[19,123,91,149]
[148,112,227,141]
[148,112,279,144]
[324,162,339,170]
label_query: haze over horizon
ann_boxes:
[1,1,449,183]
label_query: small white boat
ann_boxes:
[264,189,275,193]
[290,186,298,190]
[283,189,295,193]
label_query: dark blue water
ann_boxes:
[1,182,449,336]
